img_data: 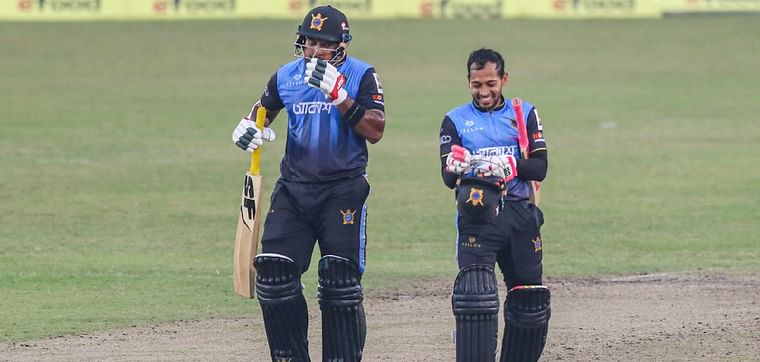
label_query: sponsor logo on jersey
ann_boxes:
[460,119,485,134]
[475,146,517,157]
[292,101,332,115]
[371,94,384,105]
[285,74,304,87]
[440,135,452,144]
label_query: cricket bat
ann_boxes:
[512,98,541,205]
[233,106,267,298]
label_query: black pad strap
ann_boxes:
[500,285,551,362]
[317,255,366,362]
[254,254,310,361]
[452,264,499,362]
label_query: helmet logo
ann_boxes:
[466,188,485,207]
[310,13,327,31]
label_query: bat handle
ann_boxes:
[250,106,267,175]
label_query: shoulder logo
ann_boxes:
[310,13,327,31]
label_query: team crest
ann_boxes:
[466,187,485,207]
[310,13,327,31]
[531,236,543,253]
[340,209,356,225]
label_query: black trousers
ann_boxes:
[260,176,371,275]
[456,200,544,289]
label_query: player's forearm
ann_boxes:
[337,98,385,143]
[252,101,281,127]
[441,164,459,189]
[516,150,548,181]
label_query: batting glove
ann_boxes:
[474,154,517,182]
[305,58,348,105]
[445,145,472,175]
[232,117,276,152]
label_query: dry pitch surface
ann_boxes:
[2,273,758,361]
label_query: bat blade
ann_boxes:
[233,106,267,299]
[512,98,541,205]
[233,172,263,298]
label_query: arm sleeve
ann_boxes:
[355,68,385,112]
[516,106,548,181]
[260,72,284,112]
[439,116,461,189]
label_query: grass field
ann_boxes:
[1,18,759,342]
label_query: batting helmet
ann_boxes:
[294,5,352,65]
[456,176,504,223]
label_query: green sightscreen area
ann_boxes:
[1,18,758,341]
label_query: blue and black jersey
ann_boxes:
[439,98,547,201]
[259,57,385,183]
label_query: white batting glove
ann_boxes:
[232,117,276,152]
[445,145,472,175]
[474,154,518,182]
[305,58,348,105]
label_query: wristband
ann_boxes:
[342,102,366,128]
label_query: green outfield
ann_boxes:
[1,18,758,341]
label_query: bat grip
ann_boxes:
[512,98,529,157]
[250,106,267,175]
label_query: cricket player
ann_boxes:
[439,48,550,361]
[231,5,385,361]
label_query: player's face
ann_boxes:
[468,62,508,111]
[303,37,340,61]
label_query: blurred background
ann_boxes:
[1,0,759,342]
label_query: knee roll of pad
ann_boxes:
[253,254,310,361]
[452,264,500,362]
[318,255,366,362]
[500,285,551,362]
[254,254,302,303]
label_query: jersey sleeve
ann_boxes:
[355,68,385,112]
[515,106,548,182]
[439,116,461,189]
[527,106,546,154]
[259,72,284,111]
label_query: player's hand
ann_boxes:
[305,58,348,105]
[232,118,276,152]
[445,145,472,175]
[474,154,517,182]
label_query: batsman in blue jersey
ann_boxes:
[231,5,385,361]
[439,48,551,362]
